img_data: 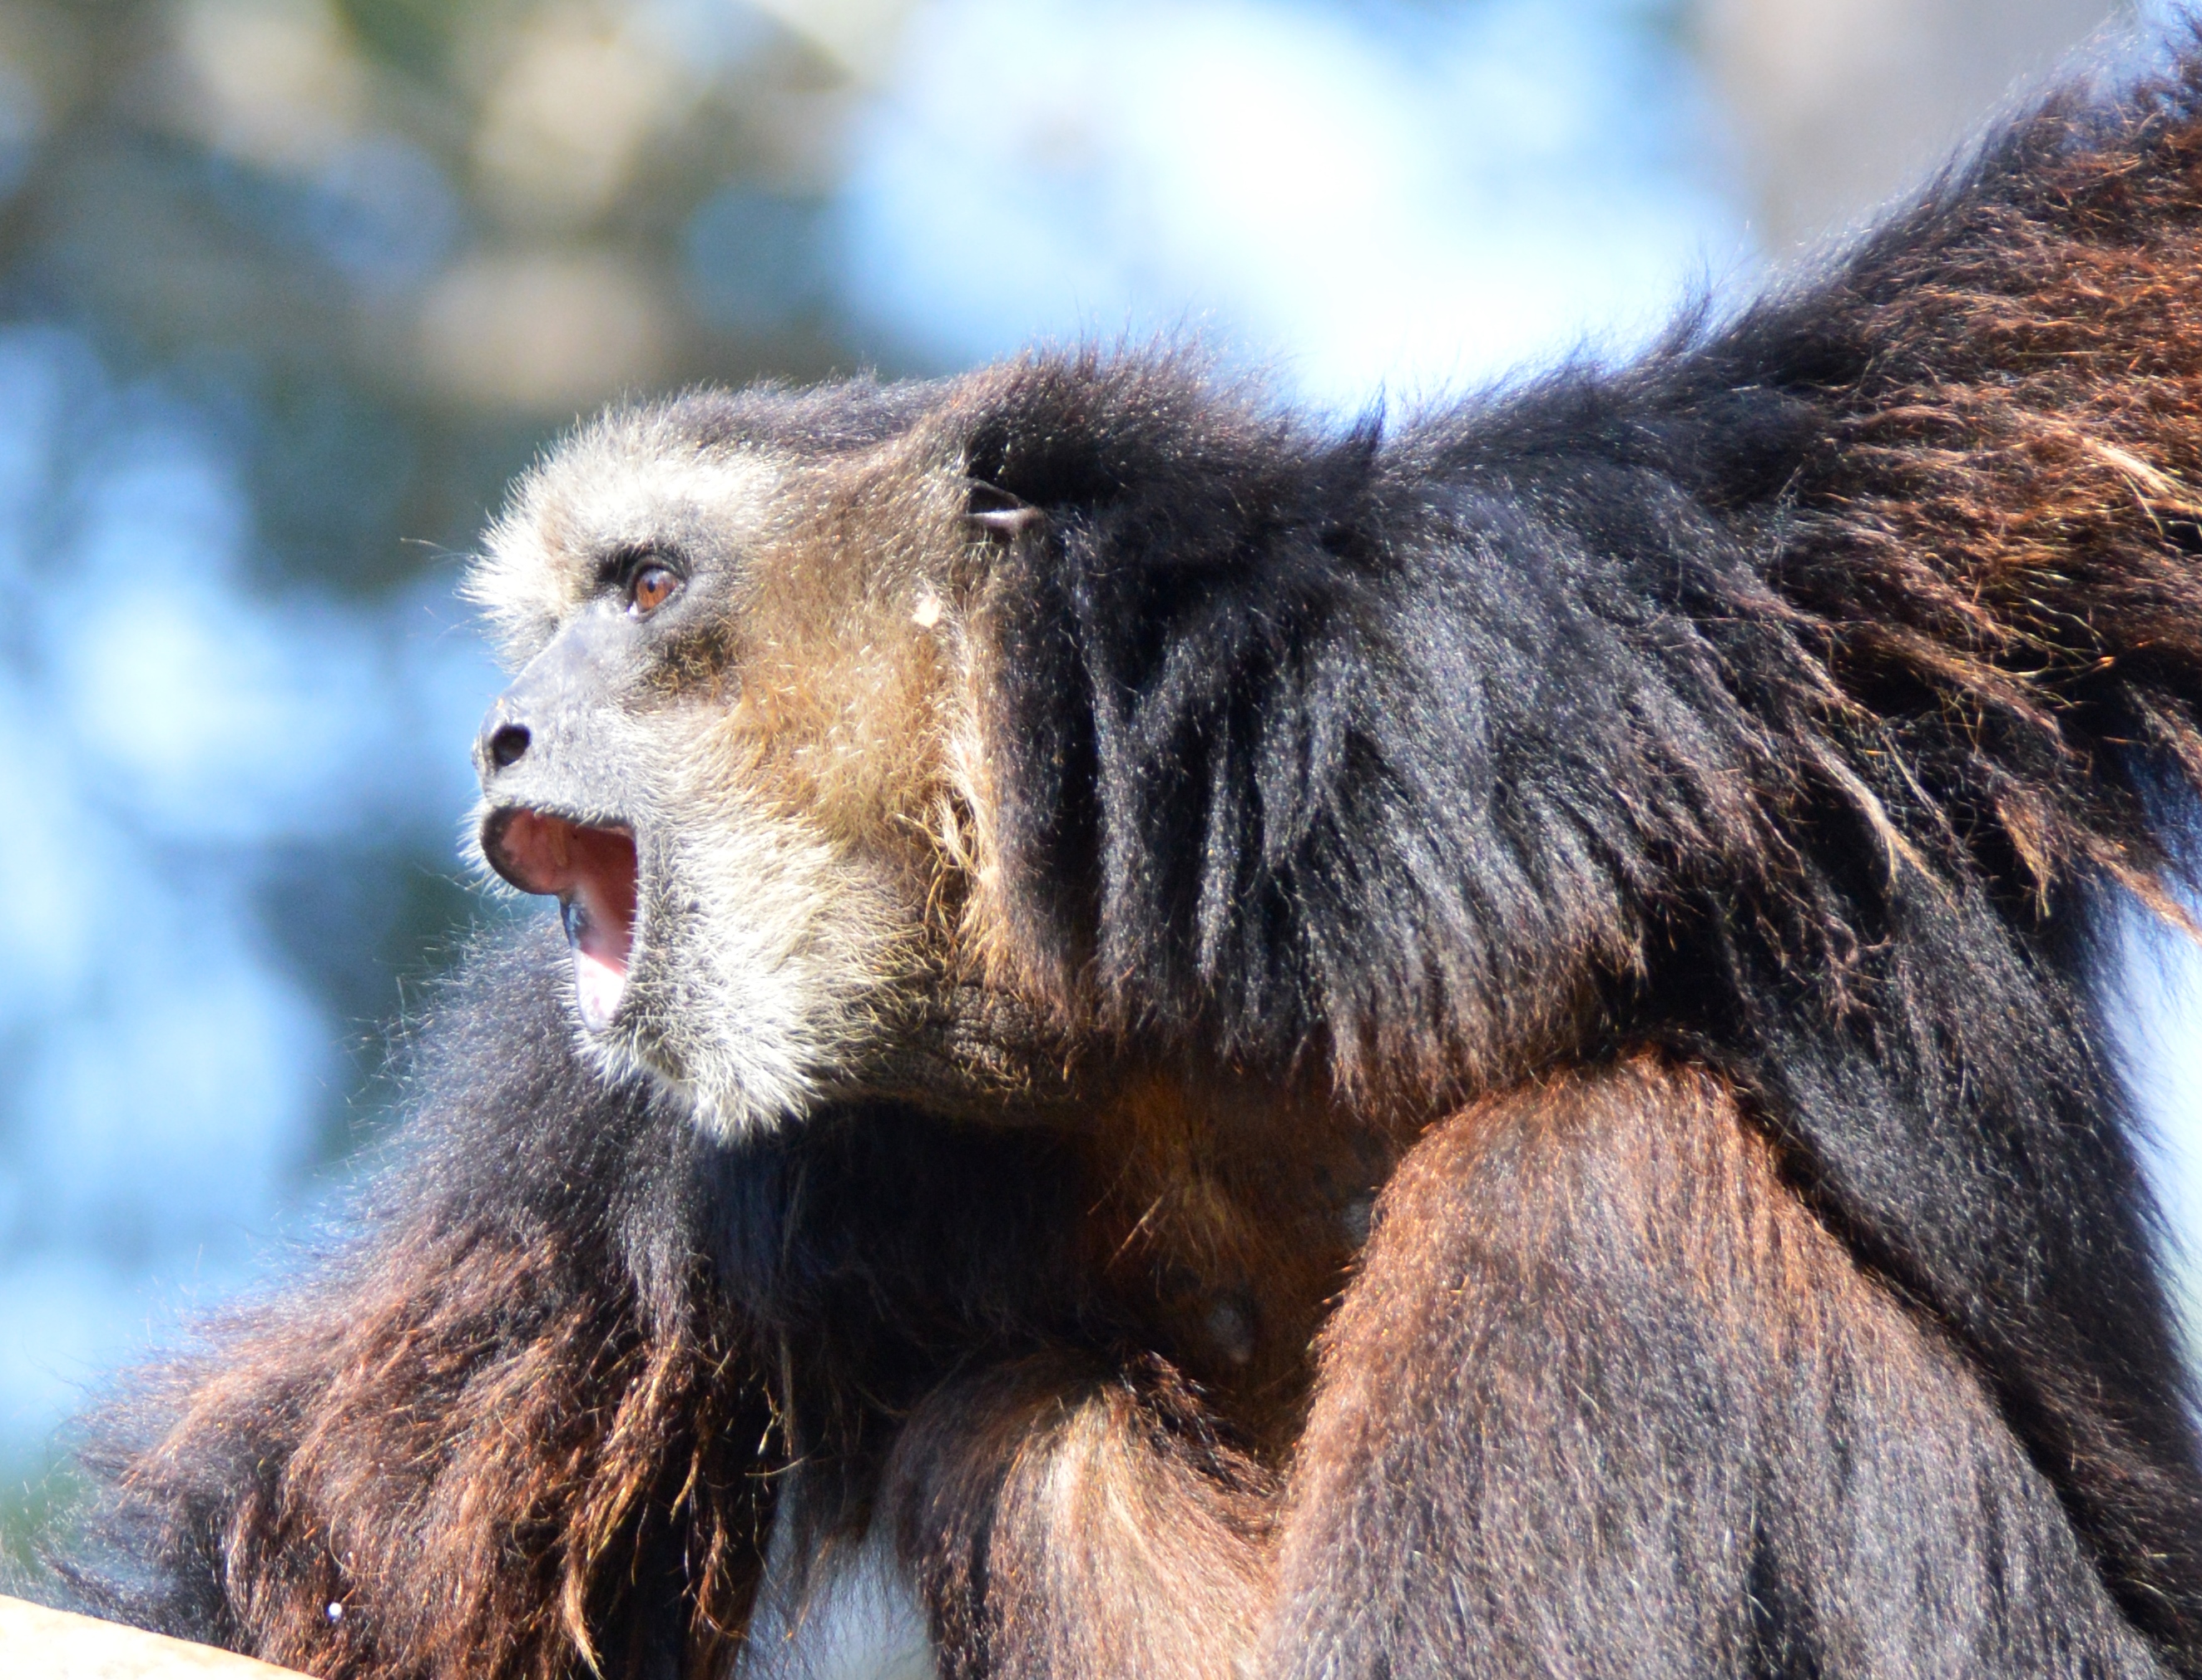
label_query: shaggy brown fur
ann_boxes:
[887,1354,1274,1680]
[1787,82,2202,913]
[71,953,778,1680]
[1270,1060,2165,1675]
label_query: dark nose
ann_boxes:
[478,707,533,782]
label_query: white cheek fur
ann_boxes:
[583,757,907,1142]
[465,412,900,1137]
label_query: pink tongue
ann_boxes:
[492,809,638,1031]
[568,884,631,1032]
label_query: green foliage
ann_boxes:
[335,0,463,80]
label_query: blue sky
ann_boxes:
[836,0,1749,406]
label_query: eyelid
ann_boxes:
[598,546,684,594]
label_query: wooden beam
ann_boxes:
[0,1594,315,1678]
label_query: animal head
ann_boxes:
[467,353,1320,1130]
[467,374,998,1136]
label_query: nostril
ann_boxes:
[487,723,532,770]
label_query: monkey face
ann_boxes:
[466,394,987,1139]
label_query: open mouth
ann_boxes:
[482,808,639,1032]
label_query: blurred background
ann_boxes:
[0,0,2196,1564]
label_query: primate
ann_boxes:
[54,41,2202,1680]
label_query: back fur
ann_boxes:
[931,54,2202,1658]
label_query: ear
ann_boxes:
[964,480,1045,539]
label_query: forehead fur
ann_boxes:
[468,402,789,663]
[463,356,1221,665]
[466,378,963,664]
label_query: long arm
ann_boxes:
[1265,1060,2169,1679]
[60,929,777,1680]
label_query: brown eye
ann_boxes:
[628,563,680,616]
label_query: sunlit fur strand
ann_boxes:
[54,933,777,1680]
